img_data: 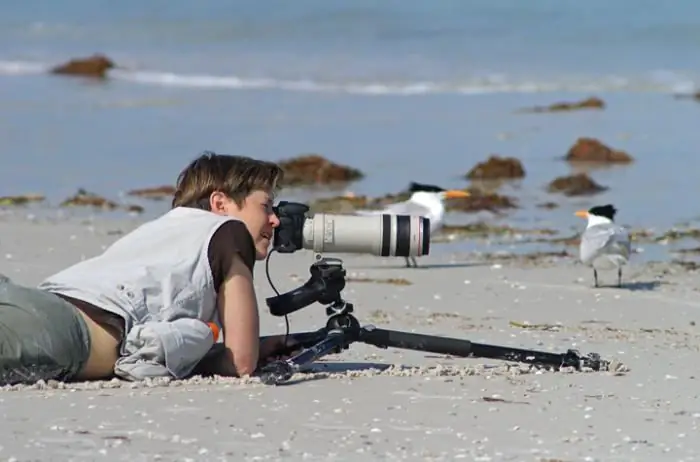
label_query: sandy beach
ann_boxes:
[0,213,699,461]
[3,2,700,460]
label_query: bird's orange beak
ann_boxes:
[574,209,589,219]
[444,190,470,199]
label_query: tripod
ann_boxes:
[260,256,608,386]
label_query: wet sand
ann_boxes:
[1,215,699,461]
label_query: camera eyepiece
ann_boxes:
[272,202,310,253]
[272,201,430,258]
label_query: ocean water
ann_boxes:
[1,1,700,261]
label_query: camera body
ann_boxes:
[272,201,310,253]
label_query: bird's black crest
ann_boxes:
[588,204,617,220]
[407,181,445,193]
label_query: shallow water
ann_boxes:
[1,1,700,264]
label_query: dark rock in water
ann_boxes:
[564,137,634,164]
[520,97,605,113]
[465,155,525,180]
[50,54,116,79]
[278,154,364,187]
[547,173,608,196]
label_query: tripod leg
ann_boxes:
[358,326,604,371]
[259,329,355,385]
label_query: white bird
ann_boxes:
[575,204,631,288]
[355,182,470,267]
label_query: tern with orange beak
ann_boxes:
[355,182,470,267]
[575,204,631,287]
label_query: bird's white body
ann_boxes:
[579,214,631,271]
[356,191,447,232]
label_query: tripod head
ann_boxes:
[266,255,353,318]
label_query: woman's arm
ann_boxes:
[212,254,260,376]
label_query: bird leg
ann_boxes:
[617,268,623,288]
[404,256,418,268]
[593,269,599,288]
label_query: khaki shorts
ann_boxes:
[0,279,91,386]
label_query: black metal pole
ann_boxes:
[358,327,604,370]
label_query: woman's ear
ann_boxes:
[209,191,232,214]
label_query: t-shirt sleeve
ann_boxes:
[208,220,256,292]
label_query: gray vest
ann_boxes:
[39,207,239,381]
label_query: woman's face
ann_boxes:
[212,189,280,260]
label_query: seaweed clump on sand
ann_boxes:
[277,154,364,188]
[126,186,176,201]
[60,188,144,214]
[307,184,518,215]
[0,194,45,206]
[446,188,518,213]
[654,228,700,243]
[439,222,557,240]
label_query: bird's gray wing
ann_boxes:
[610,225,632,257]
[355,200,431,217]
[580,224,631,263]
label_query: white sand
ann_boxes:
[1,214,699,461]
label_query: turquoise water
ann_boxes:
[1,1,700,261]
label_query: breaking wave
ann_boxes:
[0,59,697,96]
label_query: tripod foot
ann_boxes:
[561,349,608,371]
[259,360,295,385]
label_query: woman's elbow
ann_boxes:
[233,355,258,377]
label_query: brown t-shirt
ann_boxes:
[207,220,256,292]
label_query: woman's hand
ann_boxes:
[258,335,301,364]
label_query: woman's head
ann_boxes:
[172,151,284,260]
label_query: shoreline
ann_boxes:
[2,199,700,267]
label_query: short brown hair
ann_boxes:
[172,151,284,209]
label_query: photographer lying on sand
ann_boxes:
[0,152,298,386]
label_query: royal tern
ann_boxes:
[575,204,631,288]
[355,182,470,267]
